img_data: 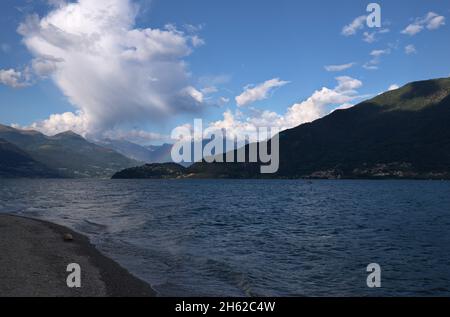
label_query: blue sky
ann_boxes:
[0,0,449,144]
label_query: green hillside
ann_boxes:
[0,126,139,178]
[0,138,60,178]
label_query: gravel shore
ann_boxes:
[0,214,156,297]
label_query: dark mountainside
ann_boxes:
[113,77,450,180]
[0,126,138,178]
[0,138,60,178]
[112,163,187,179]
[95,139,155,162]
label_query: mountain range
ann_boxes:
[94,139,174,164]
[0,125,139,178]
[113,77,450,180]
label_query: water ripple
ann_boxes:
[1,179,450,296]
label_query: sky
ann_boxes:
[0,0,449,144]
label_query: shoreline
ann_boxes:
[0,214,156,297]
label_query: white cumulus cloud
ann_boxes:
[235,78,290,107]
[25,111,90,136]
[204,76,364,140]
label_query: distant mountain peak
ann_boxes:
[53,130,83,139]
[95,138,175,164]
[56,130,78,136]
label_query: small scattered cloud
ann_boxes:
[363,31,376,43]
[342,15,367,36]
[370,49,391,57]
[401,24,423,36]
[235,78,290,107]
[324,62,356,72]
[401,12,446,36]
[363,28,390,43]
[0,68,30,88]
[182,86,205,104]
[405,44,417,55]
[426,13,446,30]
[363,48,391,70]
[342,15,389,43]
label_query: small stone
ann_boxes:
[63,233,74,242]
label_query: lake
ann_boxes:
[1,179,450,296]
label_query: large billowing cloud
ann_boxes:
[15,0,204,136]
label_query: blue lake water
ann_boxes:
[1,179,450,296]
